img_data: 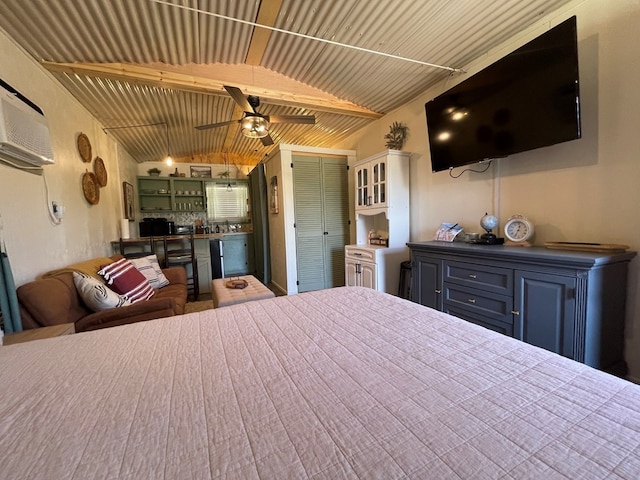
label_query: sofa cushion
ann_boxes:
[98,258,154,303]
[130,255,170,289]
[73,272,131,311]
[42,256,115,281]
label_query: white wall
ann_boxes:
[0,30,134,286]
[337,0,640,380]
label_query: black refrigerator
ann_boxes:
[247,163,271,283]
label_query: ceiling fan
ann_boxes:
[195,85,316,146]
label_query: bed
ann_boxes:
[1,287,639,479]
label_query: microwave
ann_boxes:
[139,219,175,237]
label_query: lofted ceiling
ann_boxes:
[0,0,574,167]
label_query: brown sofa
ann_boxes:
[17,255,188,332]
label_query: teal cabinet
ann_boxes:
[137,176,206,213]
[222,234,255,276]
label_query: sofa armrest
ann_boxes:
[75,297,179,332]
[162,266,187,286]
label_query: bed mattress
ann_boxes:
[1,287,639,478]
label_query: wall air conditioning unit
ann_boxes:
[0,80,54,168]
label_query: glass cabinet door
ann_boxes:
[370,160,386,207]
[356,165,369,207]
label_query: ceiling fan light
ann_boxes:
[241,116,270,138]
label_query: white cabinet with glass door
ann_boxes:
[354,150,409,213]
[355,157,387,209]
[347,150,411,295]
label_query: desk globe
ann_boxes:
[480,213,503,244]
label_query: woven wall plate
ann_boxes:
[77,133,92,163]
[94,156,107,187]
[82,171,100,205]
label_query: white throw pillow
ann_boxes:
[130,254,170,289]
[73,272,131,311]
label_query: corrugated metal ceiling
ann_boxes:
[0,0,575,166]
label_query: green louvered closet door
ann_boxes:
[293,155,349,293]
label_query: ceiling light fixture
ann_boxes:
[241,116,270,139]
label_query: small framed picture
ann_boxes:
[123,181,134,220]
[190,165,212,178]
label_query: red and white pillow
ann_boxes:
[98,257,154,303]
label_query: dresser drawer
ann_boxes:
[444,304,514,337]
[345,246,377,262]
[443,282,513,324]
[444,260,513,295]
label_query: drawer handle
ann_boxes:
[353,253,363,256]
[435,289,441,294]
[511,310,520,316]
[469,274,477,279]
[468,298,476,304]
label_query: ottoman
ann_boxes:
[212,275,275,308]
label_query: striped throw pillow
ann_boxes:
[130,254,170,289]
[98,257,154,303]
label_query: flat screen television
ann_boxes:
[425,16,581,173]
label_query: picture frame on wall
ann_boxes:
[123,181,134,220]
[190,165,212,178]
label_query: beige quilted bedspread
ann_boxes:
[1,287,639,478]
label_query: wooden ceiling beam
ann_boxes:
[245,0,283,66]
[221,0,284,149]
[42,61,383,119]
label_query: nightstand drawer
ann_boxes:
[443,283,513,324]
[444,260,513,295]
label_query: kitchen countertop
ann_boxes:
[114,232,253,244]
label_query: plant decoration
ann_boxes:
[384,121,409,150]
[147,167,162,176]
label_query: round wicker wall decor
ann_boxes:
[82,171,100,205]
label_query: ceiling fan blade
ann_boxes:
[224,85,255,113]
[195,119,240,131]
[268,114,316,124]
[260,134,274,146]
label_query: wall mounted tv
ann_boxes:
[425,16,581,173]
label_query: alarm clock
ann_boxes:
[504,214,534,244]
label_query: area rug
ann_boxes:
[184,299,214,314]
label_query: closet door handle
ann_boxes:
[469,274,477,279]
[467,298,476,304]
